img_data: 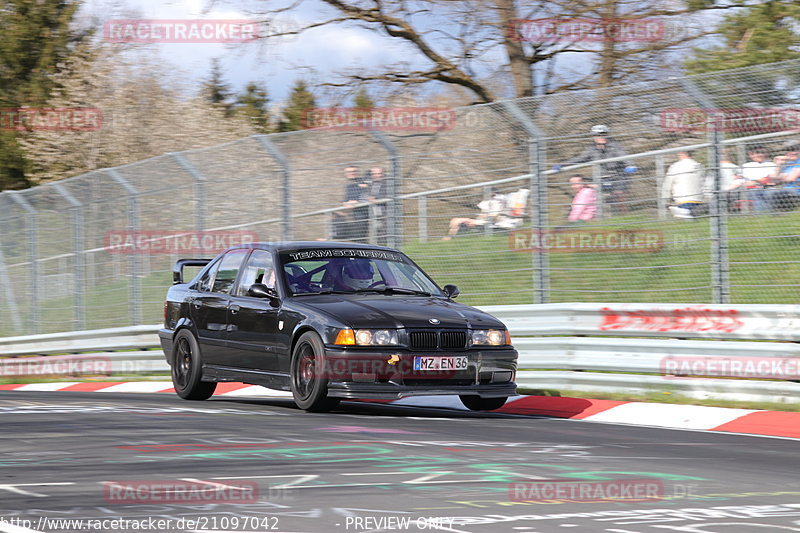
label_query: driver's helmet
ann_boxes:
[590,124,609,136]
[341,259,374,290]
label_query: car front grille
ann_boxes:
[409,330,468,351]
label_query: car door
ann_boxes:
[226,249,281,372]
[189,248,248,366]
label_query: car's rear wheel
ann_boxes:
[459,395,508,411]
[291,331,340,412]
[171,329,216,400]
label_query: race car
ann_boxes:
[160,241,518,412]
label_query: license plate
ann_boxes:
[413,356,468,371]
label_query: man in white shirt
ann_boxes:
[663,151,705,218]
[741,146,778,212]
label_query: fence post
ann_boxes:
[170,152,206,231]
[592,163,605,219]
[253,135,292,241]
[52,183,86,331]
[7,191,39,333]
[0,219,23,333]
[655,154,666,220]
[369,130,402,249]
[500,100,549,304]
[418,196,428,243]
[106,169,142,325]
[680,78,730,304]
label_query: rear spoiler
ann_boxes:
[173,258,212,284]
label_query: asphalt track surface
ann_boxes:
[2,392,800,533]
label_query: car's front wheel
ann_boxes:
[460,395,508,411]
[171,329,216,400]
[291,331,340,412]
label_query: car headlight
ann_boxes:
[471,329,509,346]
[334,328,399,346]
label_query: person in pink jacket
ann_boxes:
[567,175,597,222]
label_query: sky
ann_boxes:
[79,0,410,104]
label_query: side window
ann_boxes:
[197,259,221,292]
[237,250,275,296]
[212,249,248,294]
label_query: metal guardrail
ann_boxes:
[2,303,799,401]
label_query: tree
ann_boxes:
[278,80,317,132]
[0,0,87,190]
[685,1,800,74]
[234,82,271,133]
[252,0,736,103]
[19,46,257,184]
[202,58,233,114]
[354,86,375,109]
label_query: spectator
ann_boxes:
[740,146,778,212]
[555,125,637,213]
[705,151,744,212]
[567,175,597,223]
[663,150,705,219]
[366,167,389,245]
[332,166,370,242]
[765,141,800,210]
[443,189,506,240]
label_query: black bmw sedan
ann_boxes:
[160,242,517,412]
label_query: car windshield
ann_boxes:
[279,248,443,296]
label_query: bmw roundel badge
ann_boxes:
[429,318,441,325]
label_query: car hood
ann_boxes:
[292,295,506,330]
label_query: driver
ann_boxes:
[339,258,375,290]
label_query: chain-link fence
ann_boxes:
[1,59,799,335]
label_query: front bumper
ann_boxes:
[321,346,517,400]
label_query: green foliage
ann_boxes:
[685,1,800,74]
[234,82,271,133]
[0,0,86,190]
[353,86,375,109]
[278,79,316,132]
[201,58,233,113]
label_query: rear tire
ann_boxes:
[291,331,340,412]
[460,395,508,411]
[171,329,216,400]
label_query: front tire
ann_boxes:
[460,395,508,411]
[171,329,216,400]
[290,331,340,412]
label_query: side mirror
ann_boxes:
[248,283,279,302]
[442,284,460,299]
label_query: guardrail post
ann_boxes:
[369,130,402,249]
[52,183,86,330]
[501,100,549,303]
[106,169,142,325]
[170,153,206,231]
[681,78,730,304]
[253,135,292,241]
[7,192,39,333]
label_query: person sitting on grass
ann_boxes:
[443,189,506,240]
[567,175,597,223]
